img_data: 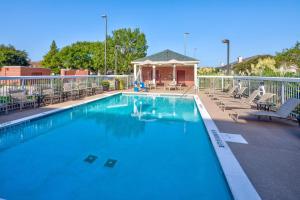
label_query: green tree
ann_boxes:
[275,42,300,68]
[41,40,61,74]
[0,44,29,66]
[111,28,148,74]
[250,57,278,76]
[58,41,94,70]
[232,55,273,75]
[51,28,148,74]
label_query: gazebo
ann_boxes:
[131,49,199,88]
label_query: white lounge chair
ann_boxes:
[250,98,300,121]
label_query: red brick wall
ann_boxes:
[61,69,90,76]
[141,65,194,86]
[0,66,51,76]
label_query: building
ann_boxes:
[0,66,51,76]
[216,55,272,74]
[131,49,199,87]
[60,69,90,76]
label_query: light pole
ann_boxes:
[114,45,121,75]
[184,32,190,56]
[193,48,197,58]
[102,14,108,75]
[222,39,230,75]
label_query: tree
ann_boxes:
[111,28,148,74]
[233,55,273,75]
[275,42,300,68]
[198,67,220,75]
[41,40,61,74]
[0,44,29,66]
[58,41,95,71]
[250,57,277,76]
[44,28,148,74]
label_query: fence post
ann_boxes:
[248,79,251,96]
[21,79,25,91]
[127,76,129,89]
[281,81,285,104]
[221,77,224,91]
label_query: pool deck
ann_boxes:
[0,89,299,200]
[197,91,300,200]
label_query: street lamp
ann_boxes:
[193,48,197,58]
[222,39,230,75]
[114,45,121,75]
[102,14,108,75]
[184,32,190,56]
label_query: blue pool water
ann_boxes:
[0,94,232,200]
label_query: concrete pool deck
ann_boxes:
[0,89,299,200]
[198,91,300,200]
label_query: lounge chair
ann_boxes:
[231,98,300,123]
[234,87,247,98]
[250,98,300,121]
[219,90,260,111]
[206,84,231,96]
[255,93,276,110]
[211,86,238,99]
[214,87,247,103]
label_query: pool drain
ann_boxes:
[104,159,117,168]
[84,155,98,163]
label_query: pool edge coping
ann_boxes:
[0,92,121,129]
[193,95,261,200]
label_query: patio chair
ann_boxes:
[219,90,260,111]
[166,81,177,91]
[176,83,183,90]
[62,83,73,101]
[0,103,8,114]
[91,83,103,94]
[78,83,87,98]
[42,88,61,104]
[250,98,300,121]
[147,81,156,90]
[9,89,36,110]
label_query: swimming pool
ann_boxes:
[0,94,232,200]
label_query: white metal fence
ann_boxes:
[0,75,134,113]
[197,75,300,115]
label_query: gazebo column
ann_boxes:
[173,64,176,82]
[152,65,156,84]
[194,63,198,89]
[139,66,143,82]
[134,64,137,81]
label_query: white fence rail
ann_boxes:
[0,75,134,113]
[197,75,300,116]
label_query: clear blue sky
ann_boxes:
[1,0,299,66]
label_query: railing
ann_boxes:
[0,75,134,113]
[197,75,300,116]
